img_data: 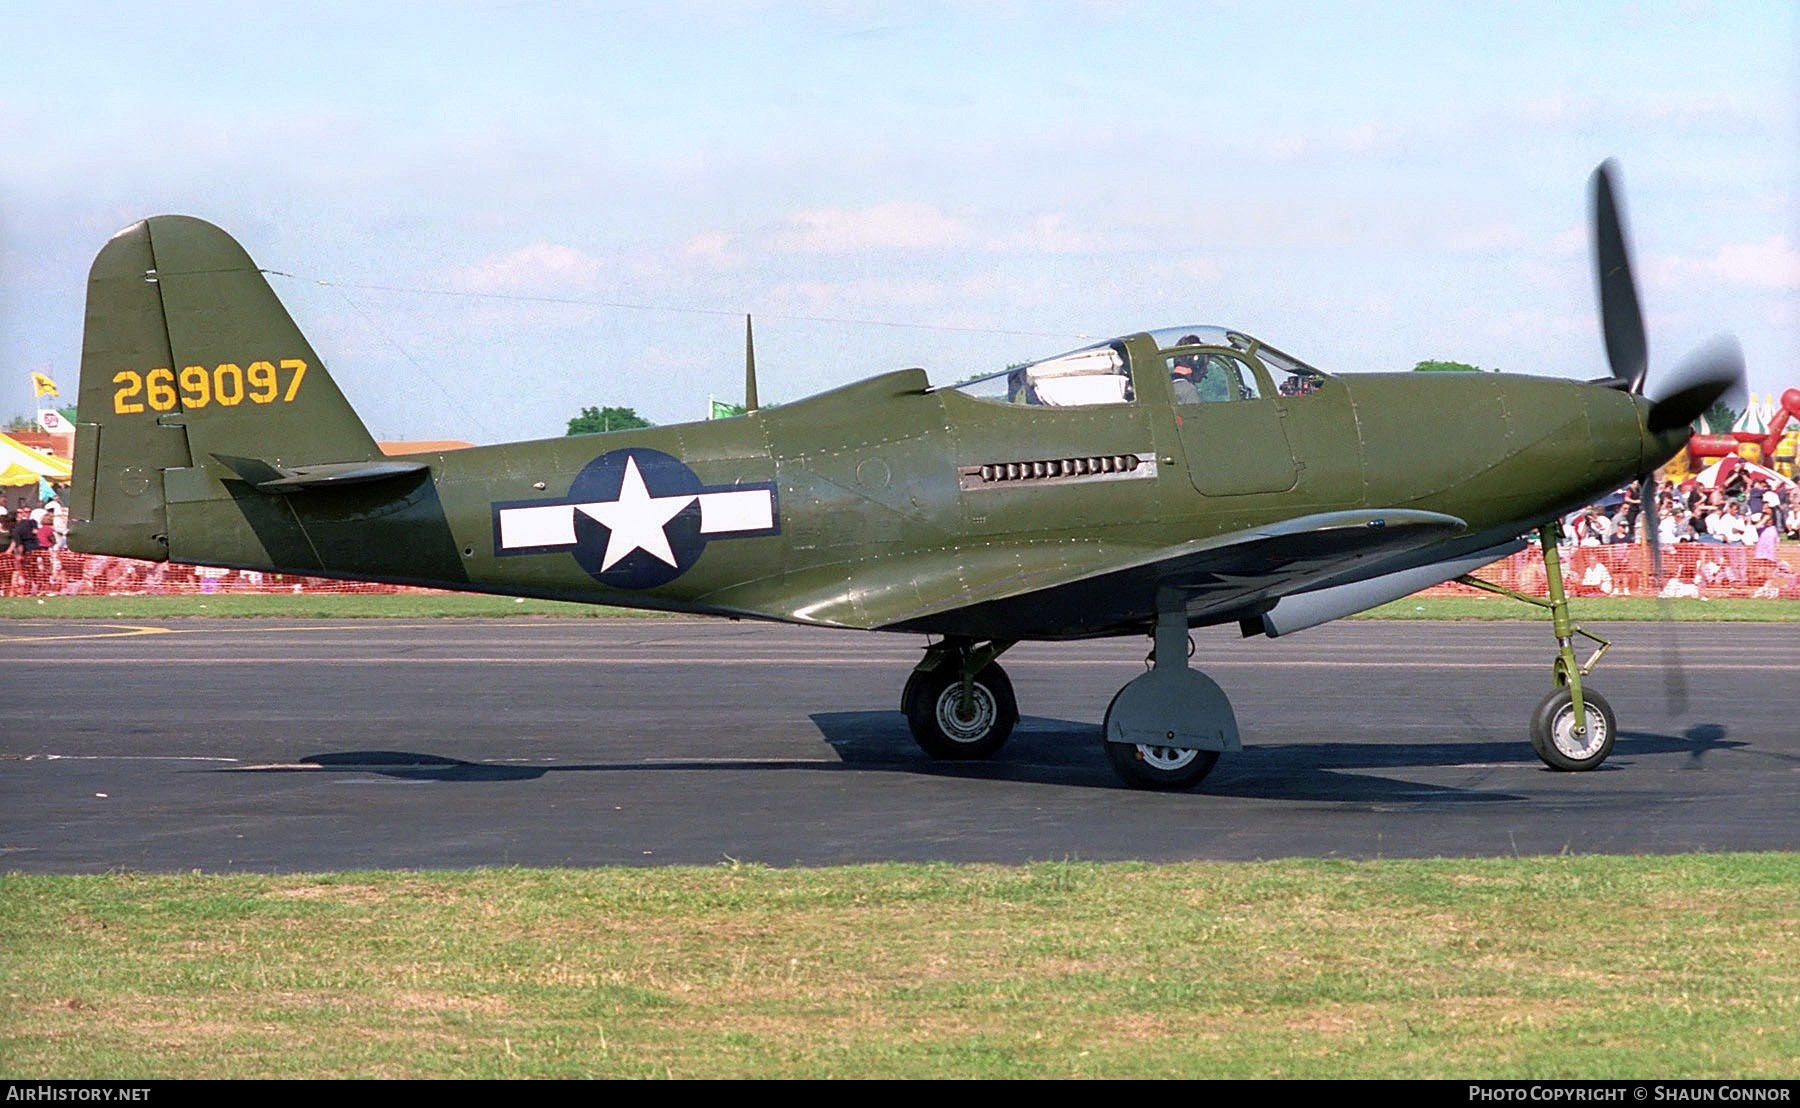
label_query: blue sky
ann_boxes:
[4,1,1796,442]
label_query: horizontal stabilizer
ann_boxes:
[213,454,428,493]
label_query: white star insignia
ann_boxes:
[575,457,696,570]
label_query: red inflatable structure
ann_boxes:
[1686,387,1800,467]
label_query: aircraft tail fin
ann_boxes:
[70,216,381,561]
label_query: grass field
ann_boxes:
[4,858,1797,1079]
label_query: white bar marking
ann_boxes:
[498,504,576,549]
[698,489,773,534]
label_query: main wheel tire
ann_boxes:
[1100,691,1220,790]
[904,662,1018,760]
[1529,686,1616,772]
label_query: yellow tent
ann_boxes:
[0,432,73,487]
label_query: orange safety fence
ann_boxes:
[1417,543,1800,600]
[2,545,1799,601]
[0,550,440,598]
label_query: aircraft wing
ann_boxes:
[703,508,1466,639]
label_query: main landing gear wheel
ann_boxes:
[1101,690,1220,791]
[1103,739,1219,791]
[1529,687,1616,772]
[903,662,1018,760]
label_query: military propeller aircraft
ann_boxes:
[69,162,1743,789]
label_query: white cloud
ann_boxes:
[1703,236,1800,291]
[766,277,949,311]
[995,212,1118,255]
[777,201,967,254]
[1549,224,1586,257]
[681,231,742,269]
[1521,92,1576,125]
[1651,236,1800,292]
[1358,292,1396,319]
[1443,223,1524,252]
[1253,121,1396,165]
[1174,256,1221,282]
[451,243,606,295]
[1261,133,1309,162]
[1335,122,1383,154]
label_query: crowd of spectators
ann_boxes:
[1567,466,1798,549]
[1,491,69,595]
[1559,461,1799,598]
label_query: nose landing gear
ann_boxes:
[1458,522,1616,772]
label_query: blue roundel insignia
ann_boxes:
[491,448,779,589]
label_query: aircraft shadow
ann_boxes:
[811,712,1743,803]
[222,751,552,782]
[218,750,861,783]
[215,719,1740,800]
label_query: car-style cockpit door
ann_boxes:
[1161,338,1300,496]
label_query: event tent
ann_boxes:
[1693,456,1796,491]
[0,432,73,487]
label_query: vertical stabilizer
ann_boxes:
[71,216,381,560]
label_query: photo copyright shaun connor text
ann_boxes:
[1471,1087,1791,1102]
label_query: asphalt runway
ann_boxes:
[2,617,1795,872]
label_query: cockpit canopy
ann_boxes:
[950,326,1330,408]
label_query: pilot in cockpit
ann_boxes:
[1171,336,1234,403]
[1170,336,1205,403]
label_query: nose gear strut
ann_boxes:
[1455,522,1617,771]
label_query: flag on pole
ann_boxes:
[710,399,745,420]
[31,372,60,398]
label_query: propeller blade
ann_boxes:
[1639,482,1689,717]
[1591,160,1649,392]
[1640,480,1664,585]
[1590,161,1704,722]
[1645,335,1746,433]
[1660,605,1691,718]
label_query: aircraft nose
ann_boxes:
[1606,389,1691,481]
[1586,386,1646,484]
[1586,385,1692,492]
[1489,377,1654,521]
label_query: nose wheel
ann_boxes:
[1530,686,1617,772]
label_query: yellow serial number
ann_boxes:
[112,360,307,415]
